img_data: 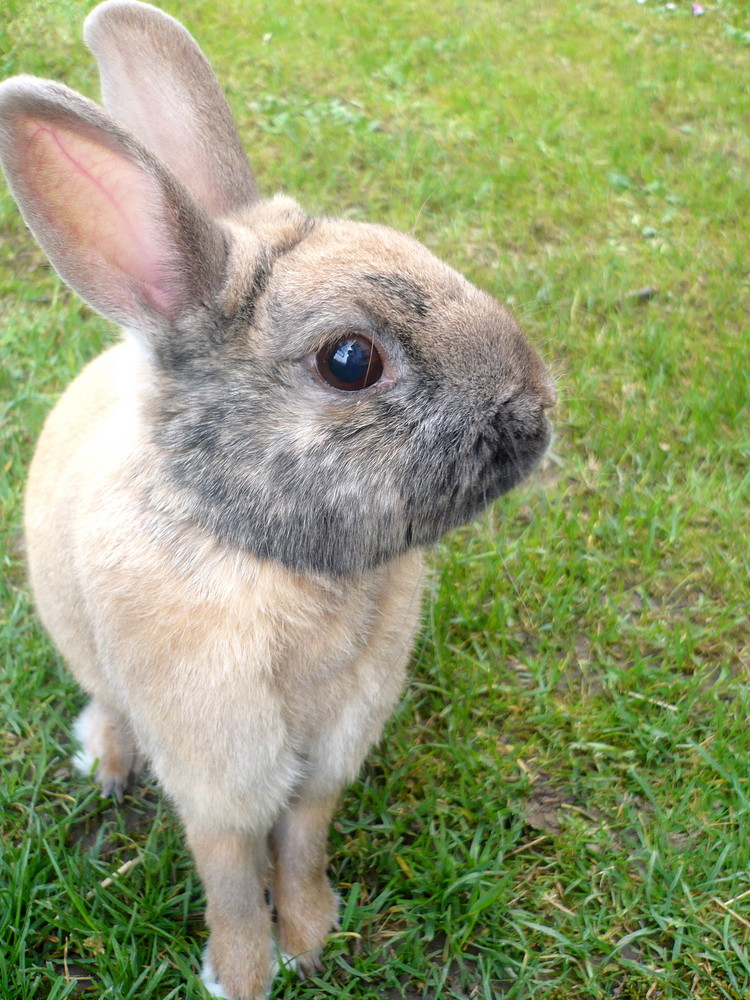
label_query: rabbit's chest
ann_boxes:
[266,552,426,791]
[208,548,425,796]
[89,527,424,802]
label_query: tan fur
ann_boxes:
[27,341,424,824]
[27,339,424,995]
[2,4,554,997]
[269,793,341,975]
[186,826,273,998]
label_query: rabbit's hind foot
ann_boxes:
[72,700,140,802]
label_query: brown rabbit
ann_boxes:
[0,2,555,997]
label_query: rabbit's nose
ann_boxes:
[524,352,556,410]
[539,377,557,410]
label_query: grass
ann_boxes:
[1,0,749,997]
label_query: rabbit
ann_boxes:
[0,1,555,997]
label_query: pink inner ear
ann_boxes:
[21,118,177,318]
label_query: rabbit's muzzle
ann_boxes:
[399,388,553,547]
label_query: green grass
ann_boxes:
[1,0,749,997]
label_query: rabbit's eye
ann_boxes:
[315,335,384,391]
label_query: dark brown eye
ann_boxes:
[314,334,384,391]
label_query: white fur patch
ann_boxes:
[71,706,97,776]
[199,947,295,998]
[270,951,298,978]
[199,950,230,998]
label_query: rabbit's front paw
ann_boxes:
[275,882,340,980]
[201,948,269,1000]
[199,936,272,1000]
[200,950,231,998]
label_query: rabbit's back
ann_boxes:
[25,342,137,694]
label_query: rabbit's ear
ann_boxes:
[84,0,258,217]
[0,76,226,336]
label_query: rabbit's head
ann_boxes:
[0,0,554,576]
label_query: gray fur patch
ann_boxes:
[361,273,429,318]
[148,218,553,577]
[153,352,551,576]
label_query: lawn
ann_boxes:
[1,0,749,998]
